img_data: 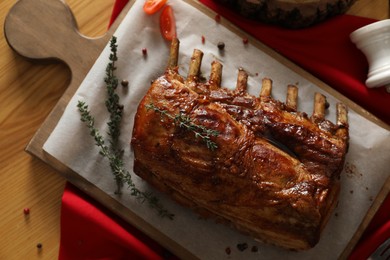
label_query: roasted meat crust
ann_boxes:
[131,39,349,250]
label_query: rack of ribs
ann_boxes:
[131,38,349,250]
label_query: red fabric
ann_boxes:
[59,0,390,259]
[59,183,175,260]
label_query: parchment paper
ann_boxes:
[43,0,390,259]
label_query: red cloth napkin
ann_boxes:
[59,1,390,259]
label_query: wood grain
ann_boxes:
[0,0,388,259]
[0,1,114,259]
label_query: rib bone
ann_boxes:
[336,103,348,125]
[168,38,180,69]
[336,103,349,139]
[312,92,326,121]
[236,68,248,94]
[260,78,272,98]
[286,85,298,111]
[209,60,223,89]
[186,49,203,83]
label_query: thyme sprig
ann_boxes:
[77,101,174,220]
[104,36,123,190]
[146,103,219,151]
[76,36,174,220]
[104,36,122,155]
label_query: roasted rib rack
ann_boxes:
[131,38,349,250]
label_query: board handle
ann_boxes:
[4,0,110,79]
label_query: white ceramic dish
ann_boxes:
[350,19,390,92]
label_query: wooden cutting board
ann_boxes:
[4,0,129,158]
[4,0,390,259]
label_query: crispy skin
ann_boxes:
[131,44,349,250]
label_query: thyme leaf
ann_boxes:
[146,103,219,151]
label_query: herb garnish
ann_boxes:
[104,36,123,190]
[146,103,219,151]
[77,36,173,220]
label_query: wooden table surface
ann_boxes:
[0,0,388,259]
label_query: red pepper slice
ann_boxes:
[159,5,176,41]
[143,0,168,15]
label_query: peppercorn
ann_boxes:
[325,100,330,109]
[225,246,231,255]
[37,243,42,249]
[121,79,129,87]
[237,242,248,251]
[217,42,225,50]
[23,208,30,215]
[142,48,147,56]
[243,37,249,44]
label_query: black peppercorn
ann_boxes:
[325,100,330,109]
[237,242,248,251]
[121,79,129,87]
[217,42,225,50]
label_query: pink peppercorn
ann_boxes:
[23,208,30,215]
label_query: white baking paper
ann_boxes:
[43,0,390,259]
